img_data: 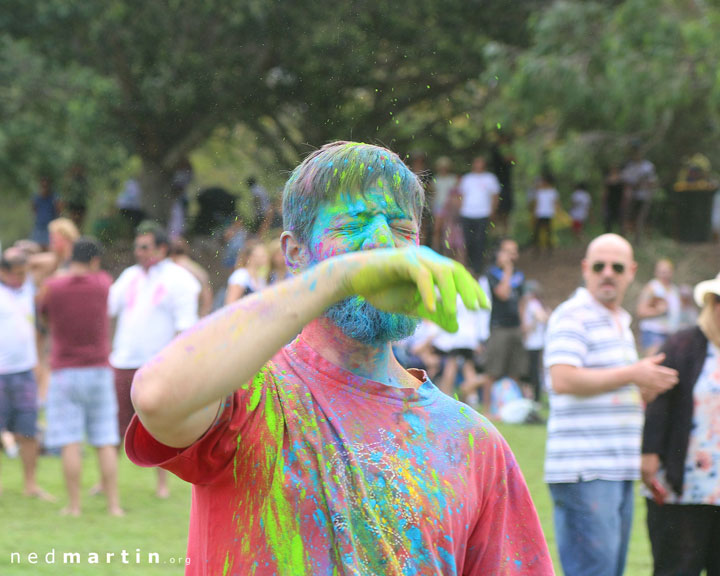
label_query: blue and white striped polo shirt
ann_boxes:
[543,288,643,483]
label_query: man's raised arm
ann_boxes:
[131,246,486,449]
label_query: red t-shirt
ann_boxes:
[41,271,112,370]
[126,337,553,576]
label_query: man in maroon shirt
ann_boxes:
[39,237,123,516]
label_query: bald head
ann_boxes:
[585,234,633,262]
[582,234,637,309]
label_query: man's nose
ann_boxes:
[361,218,395,250]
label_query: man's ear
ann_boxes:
[281,231,311,274]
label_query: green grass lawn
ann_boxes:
[0,424,652,575]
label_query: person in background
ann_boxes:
[64,163,89,230]
[641,272,720,575]
[622,141,658,243]
[430,156,459,254]
[116,177,145,230]
[603,164,625,234]
[544,233,679,576]
[490,133,516,235]
[31,175,62,249]
[531,172,560,255]
[636,259,681,356]
[109,221,200,498]
[267,239,290,285]
[168,157,194,241]
[224,239,269,305]
[0,247,54,501]
[481,238,527,410]
[678,283,699,329]
[521,279,550,403]
[169,237,214,318]
[569,182,592,240]
[28,217,80,403]
[39,237,123,516]
[458,155,500,275]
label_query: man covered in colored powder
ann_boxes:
[126,142,554,575]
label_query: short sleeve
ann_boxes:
[125,394,238,485]
[228,268,251,288]
[544,308,588,369]
[464,428,553,575]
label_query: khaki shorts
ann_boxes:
[485,326,527,380]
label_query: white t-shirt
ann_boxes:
[622,160,657,201]
[109,259,200,369]
[458,172,500,218]
[0,280,37,374]
[534,188,558,218]
[227,268,267,296]
[570,189,592,222]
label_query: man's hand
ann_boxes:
[336,246,489,333]
[632,353,679,403]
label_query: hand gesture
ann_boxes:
[338,246,489,333]
[632,353,679,403]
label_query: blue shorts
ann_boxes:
[45,367,119,449]
[0,371,38,438]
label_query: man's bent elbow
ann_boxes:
[130,369,167,425]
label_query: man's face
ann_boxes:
[472,157,486,173]
[134,233,165,269]
[306,187,420,345]
[582,240,636,308]
[496,240,519,268]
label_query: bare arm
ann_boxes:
[224,283,248,305]
[132,247,487,448]
[550,353,678,401]
[636,284,667,319]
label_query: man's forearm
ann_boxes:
[550,364,636,396]
[131,261,344,447]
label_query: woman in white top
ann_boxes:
[531,172,559,254]
[224,239,269,305]
[636,259,682,355]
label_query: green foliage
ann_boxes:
[1,0,547,220]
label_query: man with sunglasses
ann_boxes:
[543,233,679,576]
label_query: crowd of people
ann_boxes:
[0,138,718,575]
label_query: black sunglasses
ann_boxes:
[591,261,625,274]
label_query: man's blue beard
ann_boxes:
[324,296,420,346]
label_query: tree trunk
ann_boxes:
[139,159,174,225]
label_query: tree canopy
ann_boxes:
[2,0,719,223]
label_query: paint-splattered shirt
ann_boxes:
[126,336,553,576]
